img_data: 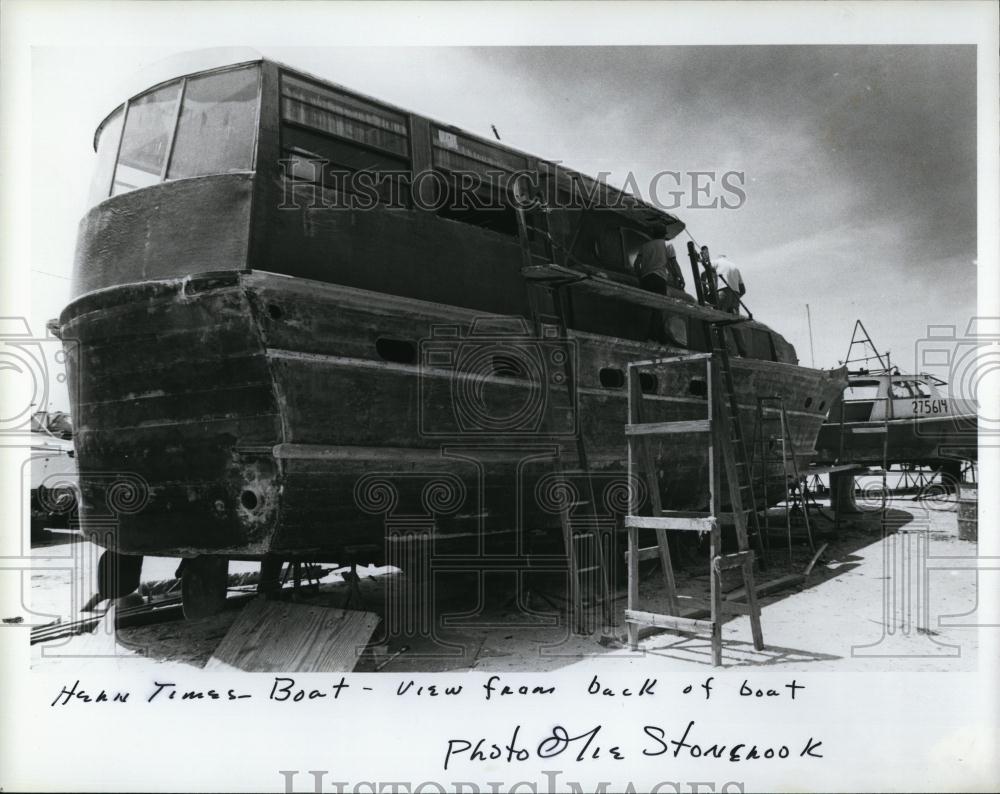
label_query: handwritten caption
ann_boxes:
[50,674,821,769]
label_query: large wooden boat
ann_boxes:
[56,53,846,608]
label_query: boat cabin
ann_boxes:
[830,370,952,423]
[76,55,797,364]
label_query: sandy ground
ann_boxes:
[20,491,979,674]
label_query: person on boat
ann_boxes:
[634,236,686,295]
[708,254,746,314]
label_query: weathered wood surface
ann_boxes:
[205,597,380,673]
[60,270,845,560]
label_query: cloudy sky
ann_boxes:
[28,43,977,407]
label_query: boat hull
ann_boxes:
[59,271,846,561]
[815,415,978,468]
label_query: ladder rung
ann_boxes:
[626,419,711,435]
[851,427,888,434]
[625,609,714,633]
[716,551,754,570]
[625,514,716,532]
[577,565,600,574]
[624,545,662,562]
[723,600,754,615]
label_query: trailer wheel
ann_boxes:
[181,556,229,619]
[96,550,143,600]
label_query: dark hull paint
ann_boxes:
[60,271,846,560]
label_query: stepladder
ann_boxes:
[552,458,613,635]
[753,396,815,555]
[624,352,765,666]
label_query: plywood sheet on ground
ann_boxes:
[205,597,380,672]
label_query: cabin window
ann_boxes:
[98,64,261,203]
[889,380,913,399]
[621,228,653,271]
[167,67,259,179]
[430,126,526,236]
[594,226,627,271]
[112,81,182,195]
[893,379,931,398]
[89,107,124,205]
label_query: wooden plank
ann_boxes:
[742,557,765,651]
[520,263,581,282]
[625,515,716,532]
[709,521,723,666]
[725,573,805,603]
[625,609,713,633]
[804,463,862,476]
[716,551,754,571]
[722,600,753,616]
[626,419,711,436]
[576,275,736,318]
[803,542,829,577]
[628,352,713,368]
[624,545,663,562]
[627,526,639,650]
[205,597,380,673]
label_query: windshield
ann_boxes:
[88,63,260,205]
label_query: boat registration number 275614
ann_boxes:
[912,398,948,415]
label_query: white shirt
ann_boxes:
[714,255,743,293]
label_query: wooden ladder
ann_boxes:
[624,352,764,666]
[707,323,767,563]
[754,396,815,557]
[514,202,612,634]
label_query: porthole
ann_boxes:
[240,490,259,511]
[805,397,814,409]
[267,304,284,321]
[639,373,658,394]
[689,378,708,398]
[599,367,626,388]
[376,338,417,365]
[818,400,826,412]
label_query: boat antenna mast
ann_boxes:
[840,319,891,373]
